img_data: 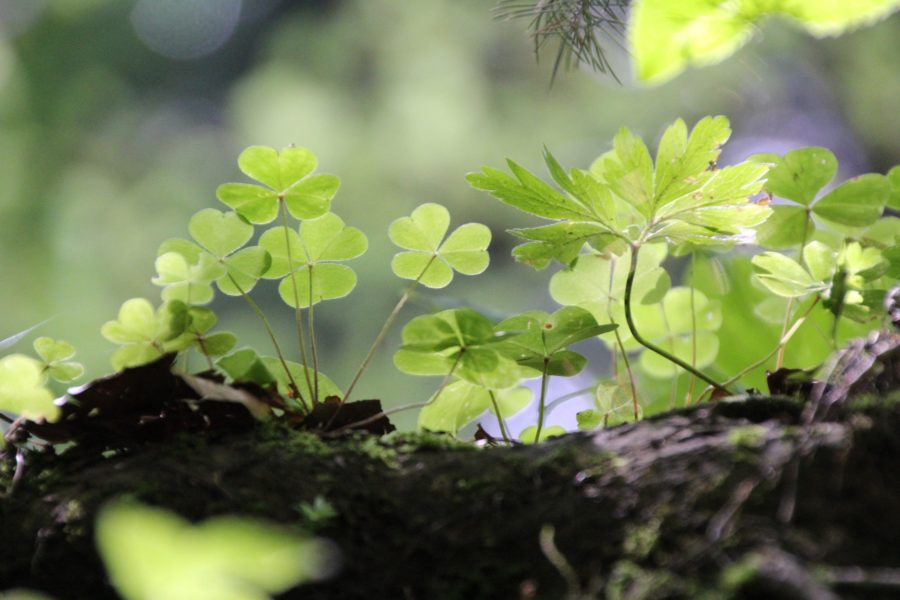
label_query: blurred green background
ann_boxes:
[1,1,897,429]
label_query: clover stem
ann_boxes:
[488,390,511,444]
[280,201,315,404]
[328,351,462,435]
[342,255,438,404]
[307,265,320,405]
[775,298,796,370]
[227,273,306,410]
[624,243,731,396]
[534,358,551,443]
[697,295,821,403]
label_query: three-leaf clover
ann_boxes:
[394,308,527,389]
[216,146,339,223]
[494,306,618,376]
[259,212,367,308]
[390,203,491,288]
[33,337,84,383]
[159,208,271,297]
[752,147,889,247]
[101,298,190,370]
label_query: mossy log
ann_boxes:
[3,394,900,600]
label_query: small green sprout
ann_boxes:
[33,337,84,383]
[0,354,60,423]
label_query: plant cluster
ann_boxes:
[2,117,898,446]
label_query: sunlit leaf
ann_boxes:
[33,337,84,384]
[812,174,888,229]
[390,203,491,288]
[418,380,531,434]
[188,209,254,258]
[753,147,837,205]
[752,252,827,298]
[519,424,566,444]
[0,354,59,421]
[754,205,810,249]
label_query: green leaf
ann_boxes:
[519,424,566,444]
[654,116,732,206]
[593,380,641,427]
[188,209,253,258]
[217,146,337,224]
[157,238,204,264]
[508,222,614,269]
[299,213,368,262]
[466,164,593,221]
[33,337,84,383]
[390,203,491,289]
[259,226,304,279]
[754,205,810,249]
[803,241,837,282]
[631,0,900,84]
[754,147,837,205]
[394,309,525,389]
[238,146,316,191]
[259,357,341,402]
[576,409,603,430]
[201,332,238,357]
[217,246,272,296]
[812,174,888,229]
[277,264,357,308]
[101,298,168,345]
[152,252,222,305]
[602,127,655,217]
[887,165,900,211]
[96,500,332,600]
[751,252,826,298]
[216,183,279,225]
[418,380,531,434]
[217,348,276,385]
[0,354,59,421]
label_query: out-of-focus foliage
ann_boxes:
[0,0,898,432]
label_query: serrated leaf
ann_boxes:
[654,116,731,206]
[418,380,531,434]
[466,164,592,221]
[509,222,613,269]
[813,174,888,229]
[603,127,655,217]
[188,209,253,258]
[0,354,59,421]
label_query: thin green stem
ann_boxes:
[698,296,821,403]
[280,201,315,403]
[227,273,306,410]
[775,298,795,370]
[624,243,731,395]
[488,390,511,444]
[534,358,551,443]
[307,265,320,405]
[607,255,639,419]
[342,256,438,404]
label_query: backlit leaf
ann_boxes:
[812,174,888,229]
[0,354,59,421]
[754,147,837,206]
[418,380,530,434]
[752,252,826,298]
[188,209,253,258]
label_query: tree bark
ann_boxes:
[3,394,900,600]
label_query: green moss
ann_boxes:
[727,425,768,450]
[623,516,662,559]
[606,560,691,600]
[718,553,763,591]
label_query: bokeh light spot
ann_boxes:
[130,0,242,60]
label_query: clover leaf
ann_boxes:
[519,424,566,444]
[0,354,59,422]
[752,148,889,246]
[494,307,617,376]
[620,287,723,378]
[101,298,191,370]
[394,308,527,389]
[389,203,491,289]
[96,501,333,600]
[216,146,339,223]
[418,380,531,435]
[166,301,236,358]
[259,212,367,308]
[159,209,271,297]
[33,337,84,383]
